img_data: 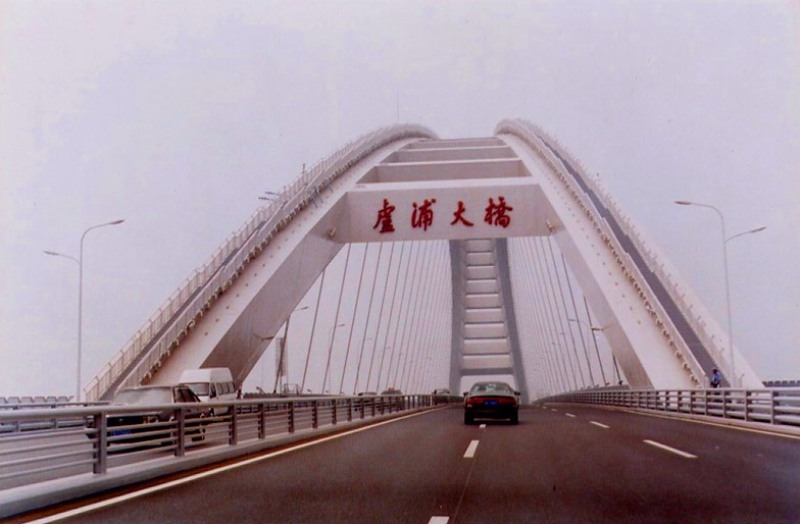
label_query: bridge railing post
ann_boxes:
[229,405,238,446]
[258,403,266,440]
[93,412,108,474]
[769,390,776,425]
[312,400,319,429]
[289,401,295,433]
[175,407,186,457]
[721,390,728,419]
[744,390,751,422]
[332,399,338,426]
[347,398,353,422]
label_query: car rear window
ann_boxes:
[112,388,172,405]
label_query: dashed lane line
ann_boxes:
[590,421,610,429]
[464,440,480,458]
[479,424,486,429]
[644,439,698,459]
[428,517,450,524]
[566,413,576,418]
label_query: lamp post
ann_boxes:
[44,219,125,402]
[675,200,765,388]
[273,305,309,394]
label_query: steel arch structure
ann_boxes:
[85,120,762,402]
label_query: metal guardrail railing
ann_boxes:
[542,388,800,428]
[84,124,436,402]
[0,394,460,492]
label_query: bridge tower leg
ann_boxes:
[450,239,529,402]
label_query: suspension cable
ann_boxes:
[582,295,608,385]
[388,242,419,389]
[526,238,576,390]
[406,241,446,392]
[338,243,371,393]
[365,242,397,392]
[394,242,427,387]
[542,237,588,387]
[376,242,408,391]
[400,241,436,391]
[414,241,449,392]
[560,252,595,385]
[321,244,352,394]
[300,267,327,393]
[351,242,384,394]
[513,239,558,394]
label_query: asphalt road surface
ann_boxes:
[21,405,800,523]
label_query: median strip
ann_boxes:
[464,440,479,458]
[644,439,697,459]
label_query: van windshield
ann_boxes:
[183,383,210,396]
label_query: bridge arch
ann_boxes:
[85,120,762,402]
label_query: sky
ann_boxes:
[1,0,798,397]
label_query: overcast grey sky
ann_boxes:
[1,0,798,397]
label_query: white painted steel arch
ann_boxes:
[85,120,762,401]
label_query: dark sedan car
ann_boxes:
[105,385,209,447]
[464,381,520,425]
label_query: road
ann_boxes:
[19,405,800,523]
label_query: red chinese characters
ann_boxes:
[411,198,437,231]
[484,196,513,228]
[373,198,396,233]
[372,196,514,233]
[451,200,475,227]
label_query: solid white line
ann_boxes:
[590,421,610,429]
[24,409,439,523]
[566,413,576,418]
[464,439,479,458]
[428,517,450,524]
[479,424,486,429]
[644,439,697,459]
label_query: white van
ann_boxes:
[178,368,239,406]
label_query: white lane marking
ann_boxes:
[24,409,441,524]
[479,424,486,429]
[551,408,558,412]
[590,421,610,429]
[464,439,480,458]
[429,517,450,524]
[608,405,800,441]
[644,439,698,459]
[566,413,576,418]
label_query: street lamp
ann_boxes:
[675,200,765,387]
[273,305,309,394]
[258,190,281,202]
[44,219,125,402]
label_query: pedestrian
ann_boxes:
[710,368,721,388]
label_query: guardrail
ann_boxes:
[542,388,800,428]
[0,394,459,493]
